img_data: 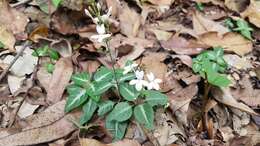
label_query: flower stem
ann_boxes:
[105,41,121,98]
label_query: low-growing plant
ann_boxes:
[0,41,4,48]
[32,45,60,73]
[52,0,63,8]
[224,18,253,40]
[192,47,230,136]
[64,1,168,141]
[195,2,204,11]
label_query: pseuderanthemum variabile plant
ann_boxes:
[64,1,168,141]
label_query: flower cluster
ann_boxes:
[123,62,162,91]
[85,4,112,43]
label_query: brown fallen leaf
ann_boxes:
[161,35,208,55]
[192,11,229,36]
[212,87,258,115]
[199,32,253,56]
[47,57,73,104]
[147,0,174,5]
[168,84,198,126]
[118,2,141,37]
[139,52,167,80]
[223,54,252,70]
[194,0,225,7]
[171,55,193,68]
[80,138,141,146]
[0,25,15,51]
[224,0,249,13]
[241,0,260,28]
[0,0,28,35]
[37,66,52,91]
[230,77,260,107]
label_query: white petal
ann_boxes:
[85,9,93,19]
[93,17,99,24]
[96,24,106,34]
[135,82,143,91]
[131,63,138,68]
[141,80,149,87]
[146,72,155,81]
[129,80,138,85]
[147,83,153,90]
[153,83,160,90]
[135,70,144,80]
[154,78,162,83]
[90,34,111,43]
[123,68,131,74]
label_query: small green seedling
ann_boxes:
[65,61,168,141]
[52,0,63,8]
[224,18,253,40]
[192,47,230,136]
[32,45,60,73]
[0,41,4,48]
[195,2,204,11]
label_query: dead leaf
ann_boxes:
[224,0,249,13]
[139,52,167,80]
[148,28,173,41]
[0,0,28,35]
[161,36,208,55]
[212,87,258,115]
[230,77,260,107]
[7,75,25,95]
[80,139,141,146]
[29,24,49,42]
[3,47,38,76]
[168,84,198,126]
[147,0,174,5]
[194,0,225,7]
[0,25,15,51]
[223,54,252,70]
[192,11,229,36]
[171,55,193,67]
[199,32,253,56]
[47,57,73,104]
[37,66,52,91]
[160,73,183,92]
[17,101,39,119]
[241,0,260,28]
[106,0,120,17]
[119,2,141,37]
[51,39,72,57]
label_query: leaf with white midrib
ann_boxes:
[94,81,113,95]
[119,83,139,101]
[145,90,168,107]
[134,103,154,129]
[98,100,115,116]
[80,98,97,125]
[107,102,132,122]
[94,67,113,82]
[65,85,88,112]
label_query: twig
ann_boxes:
[0,41,31,82]
[11,0,32,7]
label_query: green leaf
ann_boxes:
[207,72,230,87]
[71,72,90,87]
[105,119,128,141]
[80,98,97,125]
[65,85,88,112]
[134,103,154,129]
[98,100,115,116]
[52,0,62,7]
[107,102,132,122]
[32,46,49,57]
[94,67,113,82]
[48,48,59,60]
[144,90,168,107]
[94,81,113,95]
[192,63,201,73]
[0,41,4,48]
[234,19,253,40]
[118,73,135,82]
[119,83,140,101]
[45,63,55,73]
[195,2,204,11]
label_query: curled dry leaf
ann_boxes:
[37,66,52,91]
[167,84,198,126]
[0,25,15,51]
[199,32,253,56]
[0,0,28,35]
[241,0,260,28]
[80,139,141,146]
[161,36,208,55]
[119,2,141,37]
[17,101,39,119]
[47,57,73,104]
[223,54,252,70]
[212,87,258,115]
[192,11,229,36]
[7,75,25,95]
[224,0,249,13]
[171,55,193,67]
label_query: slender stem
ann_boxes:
[105,41,121,98]
[202,74,211,138]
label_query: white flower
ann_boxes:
[90,33,112,43]
[146,72,162,90]
[96,24,106,34]
[129,70,148,91]
[85,9,94,20]
[123,63,138,74]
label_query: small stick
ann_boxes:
[0,41,31,82]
